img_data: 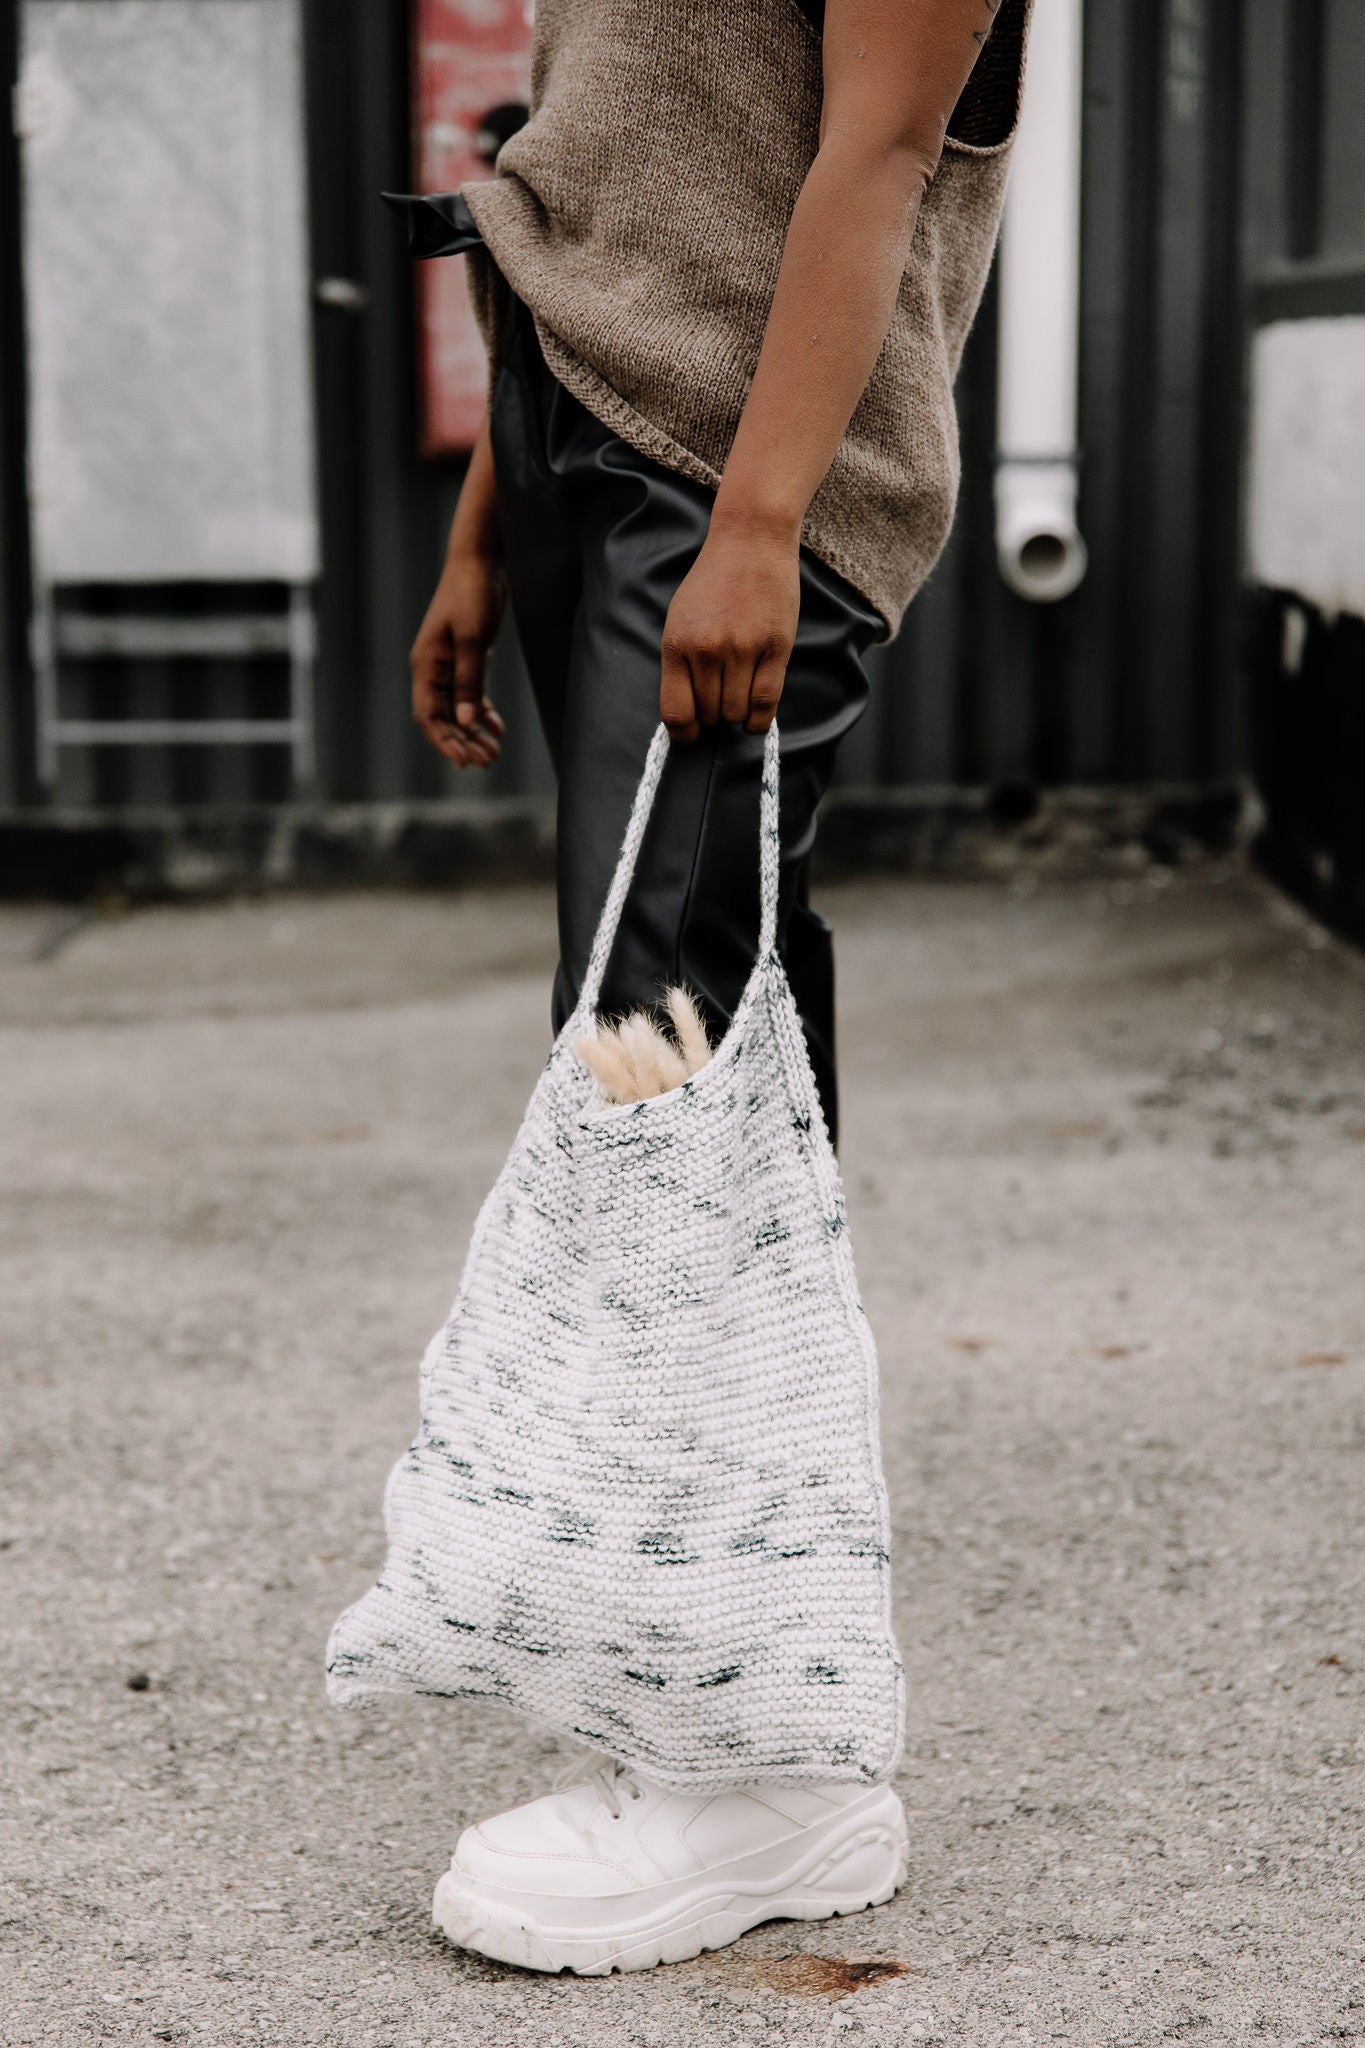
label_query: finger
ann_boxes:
[660,643,700,744]
[411,634,454,729]
[461,698,503,758]
[418,703,472,766]
[425,711,472,764]
[432,733,473,768]
[452,636,488,727]
[688,647,724,727]
[719,652,755,727]
[448,711,496,764]
[743,652,788,735]
[432,696,502,770]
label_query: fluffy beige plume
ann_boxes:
[574,985,714,1105]
[665,986,713,1076]
[573,1028,638,1103]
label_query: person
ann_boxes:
[403,0,1030,1975]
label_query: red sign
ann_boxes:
[412,0,533,454]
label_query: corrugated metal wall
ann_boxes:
[1241,0,1365,943]
[0,0,1346,819]
[302,0,1252,812]
[0,1,34,812]
[852,0,1244,795]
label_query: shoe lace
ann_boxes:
[586,1757,645,1822]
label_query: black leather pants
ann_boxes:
[490,294,880,1144]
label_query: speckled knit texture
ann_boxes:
[327,727,905,1790]
[462,0,1030,635]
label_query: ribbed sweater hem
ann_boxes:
[534,323,900,640]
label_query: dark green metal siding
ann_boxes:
[848,0,1246,798]
[302,0,554,810]
[0,0,1357,820]
[0,0,34,814]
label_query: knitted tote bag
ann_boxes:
[326,725,904,1789]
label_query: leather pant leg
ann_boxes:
[490,294,881,1144]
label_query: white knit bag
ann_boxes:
[327,725,904,1789]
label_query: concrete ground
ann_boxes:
[2,862,1363,2048]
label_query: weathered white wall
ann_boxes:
[18,0,317,584]
[1247,316,1365,620]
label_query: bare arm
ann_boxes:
[661,0,1005,741]
[410,409,507,768]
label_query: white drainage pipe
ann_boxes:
[994,0,1088,603]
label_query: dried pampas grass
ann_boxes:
[575,986,714,1104]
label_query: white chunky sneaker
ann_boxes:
[432,1760,909,1974]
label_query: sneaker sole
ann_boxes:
[431,1784,909,1975]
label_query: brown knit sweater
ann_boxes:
[463,0,1031,635]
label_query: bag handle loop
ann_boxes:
[577,722,781,1019]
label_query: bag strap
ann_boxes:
[757,721,781,960]
[577,722,781,1019]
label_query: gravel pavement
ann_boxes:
[2,865,1363,2047]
